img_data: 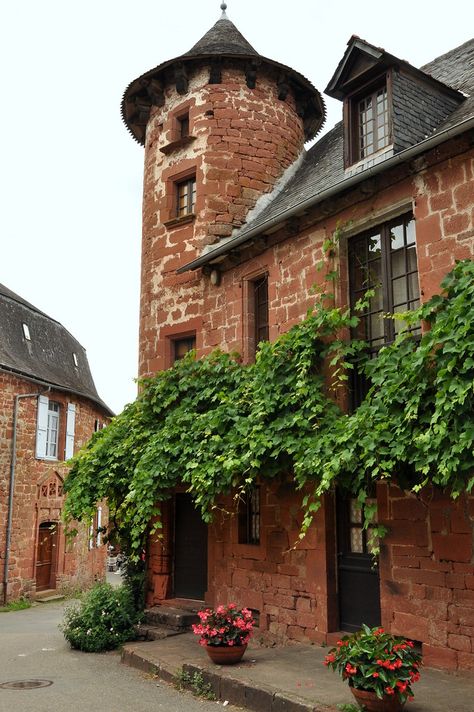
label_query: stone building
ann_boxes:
[122,5,474,670]
[0,283,112,602]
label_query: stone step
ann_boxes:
[144,605,199,631]
[134,623,185,642]
[36,593,65,603]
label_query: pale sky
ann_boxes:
[1,0,472,413]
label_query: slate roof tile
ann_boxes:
[0,283,112,414]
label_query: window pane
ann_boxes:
[408,272,420,301]
[390,224,405,250]
[392,276,408,307]
[368,234,381,257]
[370,282,383,311]
[370,312,385,341]
[407,246,417,272]
[406,218,416,245]
[350,499,362,524]
[350,528,364,553]
[391,249,406,278]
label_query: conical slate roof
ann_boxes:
[184,16,258,57]
[122,10,325,145]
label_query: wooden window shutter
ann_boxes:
[65,403,76,459]
[35,395,49,458]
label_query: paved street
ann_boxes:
[0,600,237,712]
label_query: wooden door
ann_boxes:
[174,494,208,600]
[36,522,56,591]
[337,494,381,631]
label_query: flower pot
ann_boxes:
[351,687,404,711]
[205,643,247,665]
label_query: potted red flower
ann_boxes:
[192,603,255,665]
[323,625,422,711]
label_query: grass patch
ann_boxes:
[0,598,32,613]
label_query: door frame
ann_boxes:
[172,493,208,600]
[35,521,58,591]
[336,491,381,631]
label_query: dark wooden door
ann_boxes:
[337,494,381,631]
[174,494,208,600]
[36,522,56,591]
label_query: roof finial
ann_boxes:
[220,2,228,17]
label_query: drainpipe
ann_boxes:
[3,391,48,605]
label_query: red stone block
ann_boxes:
[432,533,472,563]
[423,644,458,670]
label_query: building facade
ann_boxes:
[0,284,112,602]
[122,8,474,670]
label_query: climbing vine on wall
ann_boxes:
[63,259,474,558]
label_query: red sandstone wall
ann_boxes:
[0,371,108,600]
[207,485,337,645]
[139,65,306,377]
[379,486,474,671]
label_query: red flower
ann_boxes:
[385,686,395,695]
[372,672,379,678]
[345,664,357,675]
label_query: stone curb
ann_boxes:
[121,647,336,712]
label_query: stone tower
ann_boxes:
[122,4,325,376]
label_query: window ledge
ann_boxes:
[163,213,196,229]
[160,135,196,155]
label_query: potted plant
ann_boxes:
[323,625,422,711]
[192,603,255,665]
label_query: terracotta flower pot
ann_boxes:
[351,686,404,711]
[205,643,247,665]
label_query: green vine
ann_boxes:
[63,259,474,558]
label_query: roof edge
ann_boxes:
[178,115,474,273]
[0,365,115,417]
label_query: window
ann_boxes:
[238,487,260,545]
[254,275,269,351]
[176,176,196,217]
[177,113,190,138]
[346,79,392,165]
[22,323,31,340]
[36,397,76,460]
[357,85,389,159]
[349,214,420,405]
[173,335,196,363]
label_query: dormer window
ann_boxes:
[326,36,464,171]
[345,78,392,167]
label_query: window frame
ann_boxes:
[45,400,60,459]
[172,334,196,363]
[238,487,261,546]
[344,71,393,167]
[348,213,420,406]
[175,176,196,218]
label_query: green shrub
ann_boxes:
[61,582,139,652]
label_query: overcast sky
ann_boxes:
[1,1,472,413]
